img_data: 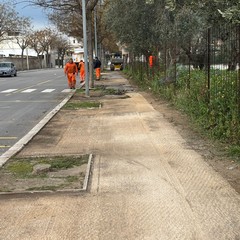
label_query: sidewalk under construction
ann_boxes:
[0,71,240,240]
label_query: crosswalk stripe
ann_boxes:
[41,89,55,93]
[62,89,75,92]
[1,88,74,93]
[1,89,17,93]
[21,89,37,93]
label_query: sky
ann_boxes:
[13,0,51,29]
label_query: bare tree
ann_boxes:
[28,31,45,68]
[15,21,33,70]
[0,1,30,43]
[53,35,71,68]
[48,10,83,38]
[38,28,58,67]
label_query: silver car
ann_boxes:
[0,62,17,77]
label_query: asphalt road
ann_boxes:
[0,68,73,156]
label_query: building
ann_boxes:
[0,32,37,57]
[0,33,84,69]
[66,36,84,64]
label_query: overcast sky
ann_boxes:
[13,1,50,29]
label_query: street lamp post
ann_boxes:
[94,7,98,58]
[81,0,90,97]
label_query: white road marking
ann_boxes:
[41,89,55,93]
[21,89,37,93]
[0,137,17,140]
[62,89,75,92]
[1,89,17,93]
[1,88,73,93]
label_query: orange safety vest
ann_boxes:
[79,62,85,73]
[64,62,78,74]
[149,55,154,68]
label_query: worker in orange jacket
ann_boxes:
[79,60,85,83]
[149,55,155,68]
[64,58,78,89]
[94,57,101,81]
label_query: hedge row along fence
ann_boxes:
[126,25,240,145]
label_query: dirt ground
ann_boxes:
[139,89,240,194]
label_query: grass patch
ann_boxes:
[0,187,12,192]
[37,155,88,170]
[63,101,100,110]
[92,86,105,91]
[75,88,85,93]
[26,185,65,192]
[3,155,88,178]
[47,156,87,169]
[6,160,33,178]
[228,146,240,161]
[66,175,79,183]
[103,88,123,95]
[0,155,90,192]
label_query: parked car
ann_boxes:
[0,62,17,77]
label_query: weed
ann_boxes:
[75,89,85,93]
[125,65,240,154]
[26,185,65,192]
[66,176,79,182]
[0,187,11,192]
[103,88,124,95]
[63,101,100,110]
[38,155,88,170]
[228,146,240,161]
[6,160,32,178]
[3,155,88,178]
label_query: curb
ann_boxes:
[0,91,75,167]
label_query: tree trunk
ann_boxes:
[61,56,64,68]
[57,53,60,68]
[21,48,24,71]
[46,51,50,68]
[38,54,42,68]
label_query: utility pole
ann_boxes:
[81,0,90,97]
[94,7,98,58]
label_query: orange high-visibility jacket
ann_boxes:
[149,55,154,67]
[79,61,85,73]
[64,62,78,74]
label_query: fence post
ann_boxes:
[187,41,191,89]
[164,43,167,82]
[238,25,240,117]
[207,28,211,102]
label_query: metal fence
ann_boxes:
[161,25,240,105]
[127,24,240,143]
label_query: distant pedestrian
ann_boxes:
[79,60,85,83]
[64,58,78,89]
[149,55,155,68]
[94,57,101,81]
